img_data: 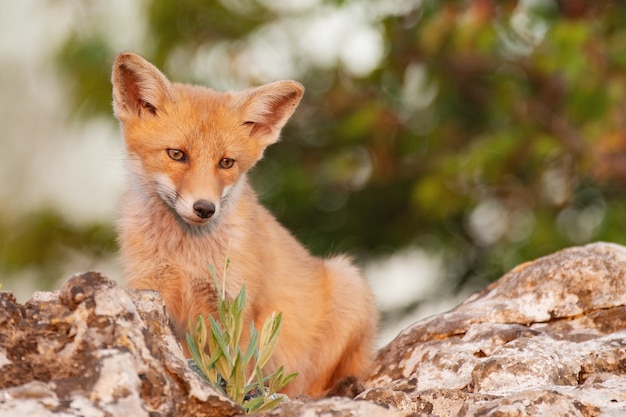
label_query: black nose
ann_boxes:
[193,200,216,219]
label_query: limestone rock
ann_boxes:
[258,397,419,417]
[0,271,242,417]
[3,242,626,416]
[364,242,626,416]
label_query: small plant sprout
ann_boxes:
[186,259,297,413]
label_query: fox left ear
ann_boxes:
[111,52,174,122]
[239,80,304,146]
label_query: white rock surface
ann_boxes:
[364,242,626,416]
[3,243,626,416]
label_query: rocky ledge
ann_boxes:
[1,242,626,416]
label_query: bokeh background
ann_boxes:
[2,0,626,345]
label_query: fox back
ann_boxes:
[112,52,378,397]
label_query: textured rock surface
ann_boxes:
[364,242,626,416]
[259,397,416,417]
[2,242,626,416]
[0,272,242,417]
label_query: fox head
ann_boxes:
[111,52,303,228]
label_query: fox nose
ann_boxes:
[193,200,216,219]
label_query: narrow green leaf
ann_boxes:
[209,316,229,354]
[227,286,243,351]
[254,396,283,412]
[206,343,221,365]
[268,367,298,395]
[218,299,229,333]
[231,285,246,350]
[237,283,247,311]
[209,316,233,376]
[258,312,277,350]
[280,372,296,394]
[228,352,245,404]
[186,332,201,363]
[267,366,284,394]
[257,312,282,370]
[191,315,208,353]
[283,372,298,387]
[241,395,265,413]
[242,322,259,368]
[255,365,265,393]
[186,316,214,376]
[186,334,210,377]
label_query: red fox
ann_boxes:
[111,52,378,397]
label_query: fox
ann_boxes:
[111,52,378,397]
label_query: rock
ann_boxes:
[257,397,419,417]
[0,271,242,417]
[3,242,626,416]
[364,242,626,416]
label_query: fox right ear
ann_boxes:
[111,52,174,122]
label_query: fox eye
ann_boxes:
[167,149,186,162]
[219,158,235,169]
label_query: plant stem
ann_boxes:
[222,239,232,300]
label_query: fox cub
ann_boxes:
[111,52,378,397]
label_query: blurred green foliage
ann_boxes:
[47,0,626,291]
[0,210,116,287]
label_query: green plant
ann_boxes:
[186,262,297,413]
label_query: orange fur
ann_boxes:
[112,52,378,397]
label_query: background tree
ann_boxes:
[4,0,626,311]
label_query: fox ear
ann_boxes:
[239,80,304,146]
[111,52,174,122]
